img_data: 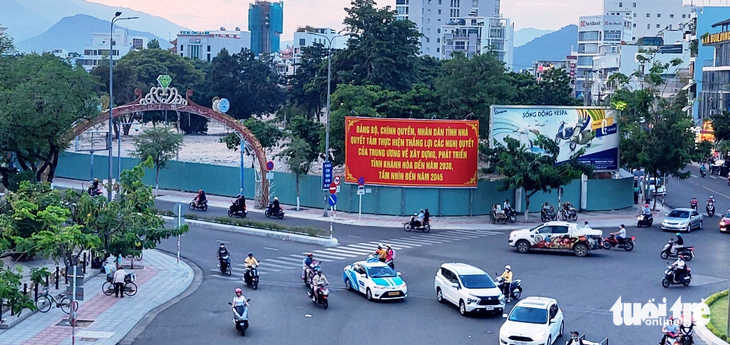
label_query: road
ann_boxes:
[663,165,730,218]
[129,215,728,344]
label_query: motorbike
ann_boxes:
[637,213,653,227]
[189,199,208,211]
[308,284,329,309]
[662,263,692,288]
[554,120,576,144]
[88,187,102,197]
[227,300,250,336]
[660,240,694,261]
[700,169,706,178]
[559,204,578,221]
[228,200,248,218]
[689,201,698,210]
[490,207,517,224]
[679,322,694,345]
[706,201,715,217]
[302,260,320,288]
[264,202,284,219]
[218,254,232,276]
[540,205,558,222]
[404,216,431,232]
[495,275,522,301]
[243,265,259,290]
[602,234,635,251]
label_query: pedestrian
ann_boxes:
[113,264,127,298]
[583,221,590,229]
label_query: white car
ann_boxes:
[342,258,407,301]
[649,177,666,196]
[434,263,505,316]
[499,297,564,345]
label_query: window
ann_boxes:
[646,13,650,17]
[682,14,686,18]
[437,28,441,33]
[552,226,569,234]
[207,54,211,62]
[438,9,441,14]
[207,45,211,52]
[578,31,600,41]
[439,0,441,4]
[634,13,637,17]
[647,24,650,30]
[656,24,661,28]
[455,41,465,50]
[549,304,559,319]
[618,2,622,7]
[536,226,552,234]
[436,48,440,52]
[633,2,636,7]
[180,45,184,51]
[472,0,477,6]
[437,38,441,43]
[670,14,674,18]
[299,38,305,46]
[604,30,622,41]
[657,13,661,18]
[633,23,636,27]
[132,38,143,50]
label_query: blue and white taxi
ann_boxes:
[343,258,407,301]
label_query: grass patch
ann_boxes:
[162,213,329,238]
[706,290,729,342]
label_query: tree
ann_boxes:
[322,84,382,165]
[287,43,329,120]
[131,127,183,193]
[286,115,323,161]
[276,138,313,210]
[0,32,14,55]
[710,111,730,144]
[206,48,285,120]
[0,53,100,187]
[533,68,581,106]
[484,135,594,222]
[0,262,35,316]
[147,39,161,49]
[336,0,422,92]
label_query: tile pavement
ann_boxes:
[0,250,192,345]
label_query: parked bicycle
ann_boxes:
[102,273,138,297]
[35,287,78,314]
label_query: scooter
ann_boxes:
[559,204,578,221]
[637,213,653,227]
[189,199,208,211]
[490,207,517,224]
[660,240,694,261]
[243,265,259,290]
[218,254,232,276]
[308,284,329,309]
[495,275,522,301]
[554,121,576,144]
[679,322,694,345]
[602,234,635,251]
[404,216,431,232]
[264,202,284,219]
[228,201,247,218]
[662,263,692,288]
[706,201,715,217]
[540,205,558,222]
[227,300,250,336]
[700,169,706,178]
[88,187,102,197]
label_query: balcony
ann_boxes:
[703,59,730,72]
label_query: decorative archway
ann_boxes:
[67,86,270,208]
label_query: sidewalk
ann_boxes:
[53,177,670,230]
[0,250,193,345]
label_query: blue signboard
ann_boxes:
[218,98,230,113]
[322,161,333,190]
[328,194,337,206]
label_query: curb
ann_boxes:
[696,291,730,345]
[164,216,339,247]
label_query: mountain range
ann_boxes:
[16,14,168,53]
[0,0,187,43]
[513,25,578,72]
[513,28,553,47]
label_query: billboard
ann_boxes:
[344,117,479,187]
[489,106,619,171]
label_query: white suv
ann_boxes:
[434,263,505,316]
[499,297,564,345]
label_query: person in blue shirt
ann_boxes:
[642,203,651,215]
[660,316,679,344]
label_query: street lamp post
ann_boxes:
[311,31,346,216]
[108,12,138,201]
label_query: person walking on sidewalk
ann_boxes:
[113,265,127,298]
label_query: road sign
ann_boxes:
[334,176,341,185]
[218,98,230,113]
[358,177,365,186]
[65,286,85,301]
[266,172,274,180]
[357,188,365,196]
[172,203,186,216]
[365,188,372,194]
[266,161,274,171]
[329,183,337,194]
[336,185,341,193]
[322,162,333,190]
[328,194,337,206]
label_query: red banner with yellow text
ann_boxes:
[344,117,479,187]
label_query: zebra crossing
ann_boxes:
[209,229,503,280]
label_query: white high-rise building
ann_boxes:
[395,0,513,68]
[78,29,148,72]
[603,0,693,42]
[173,29,252,62]
[292,28,347,56]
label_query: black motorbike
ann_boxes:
[700,169,706,178]
[404,216,431,232]
[540,205,558,222]
[662,263,692,288]
[189,199,208,211]
[559,204,578,221]
[264,202,284,219]
[219,254,232,276]
[227,300,250,336]
[637,213,653,227]
[243,265,259,290]
[228,200,248,218]
[495,275,522,301]
[706,201,715,217]
[660,240,694,261]
[679,322,694,345]
[308,284,329,309]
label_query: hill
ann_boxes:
[17,14,167,53]
[513,28,553,47]
[512,25,577,72]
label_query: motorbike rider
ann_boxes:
[385,244,395,269]
[700,163,707,176]
[416,209,425,227]
[271,197,281,214]
[671,257,688,283]
[310,268,329,299]
[671,233,684,254]
[234,194,246,211]
[690,197,698,210]
[217,243,230,267]
[611,224,627,244]
[423,209,431,225]
[503,199,511,212]
[542,202,554,217]
[642,203,652,216]
[500,265,513,302]
[243,252,259,284]
[231,288,250,318]
[566,331,597,345]
[707,195,716,205]
[302,253,314,280]
[88,178,100,195]
[375,244,388,262]
[195,189,207,207]
[660,316,680,345]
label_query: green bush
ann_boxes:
[173,213,328,237]
[704,290,729,342]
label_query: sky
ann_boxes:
[86,0,705,40]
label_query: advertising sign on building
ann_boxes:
[489,106,620,171]
[344,117,479,187]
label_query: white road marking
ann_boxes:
[263,247,279,251]
[702,186,730,200]
[348,235,362,239]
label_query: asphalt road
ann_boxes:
[663,165,730,219]
[129,216,729,345]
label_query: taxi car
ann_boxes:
[343,258,407,301]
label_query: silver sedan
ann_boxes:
[661,208,703,232]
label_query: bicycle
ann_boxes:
[102,273,138,297]
[35,287,78,314]
[125,251,143,261]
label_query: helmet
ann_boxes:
[274,197,278,201]
[676,233,681,236]
[570,331,579,335]
[94,178,98,182]
[710,195,714,199]
[314,267,321,272]
[248,252,253,256]
[235,288,242,294]
[378,243,384,249]
[220,243,226,247]
[306,253,313,257]
[505,265,511,271]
